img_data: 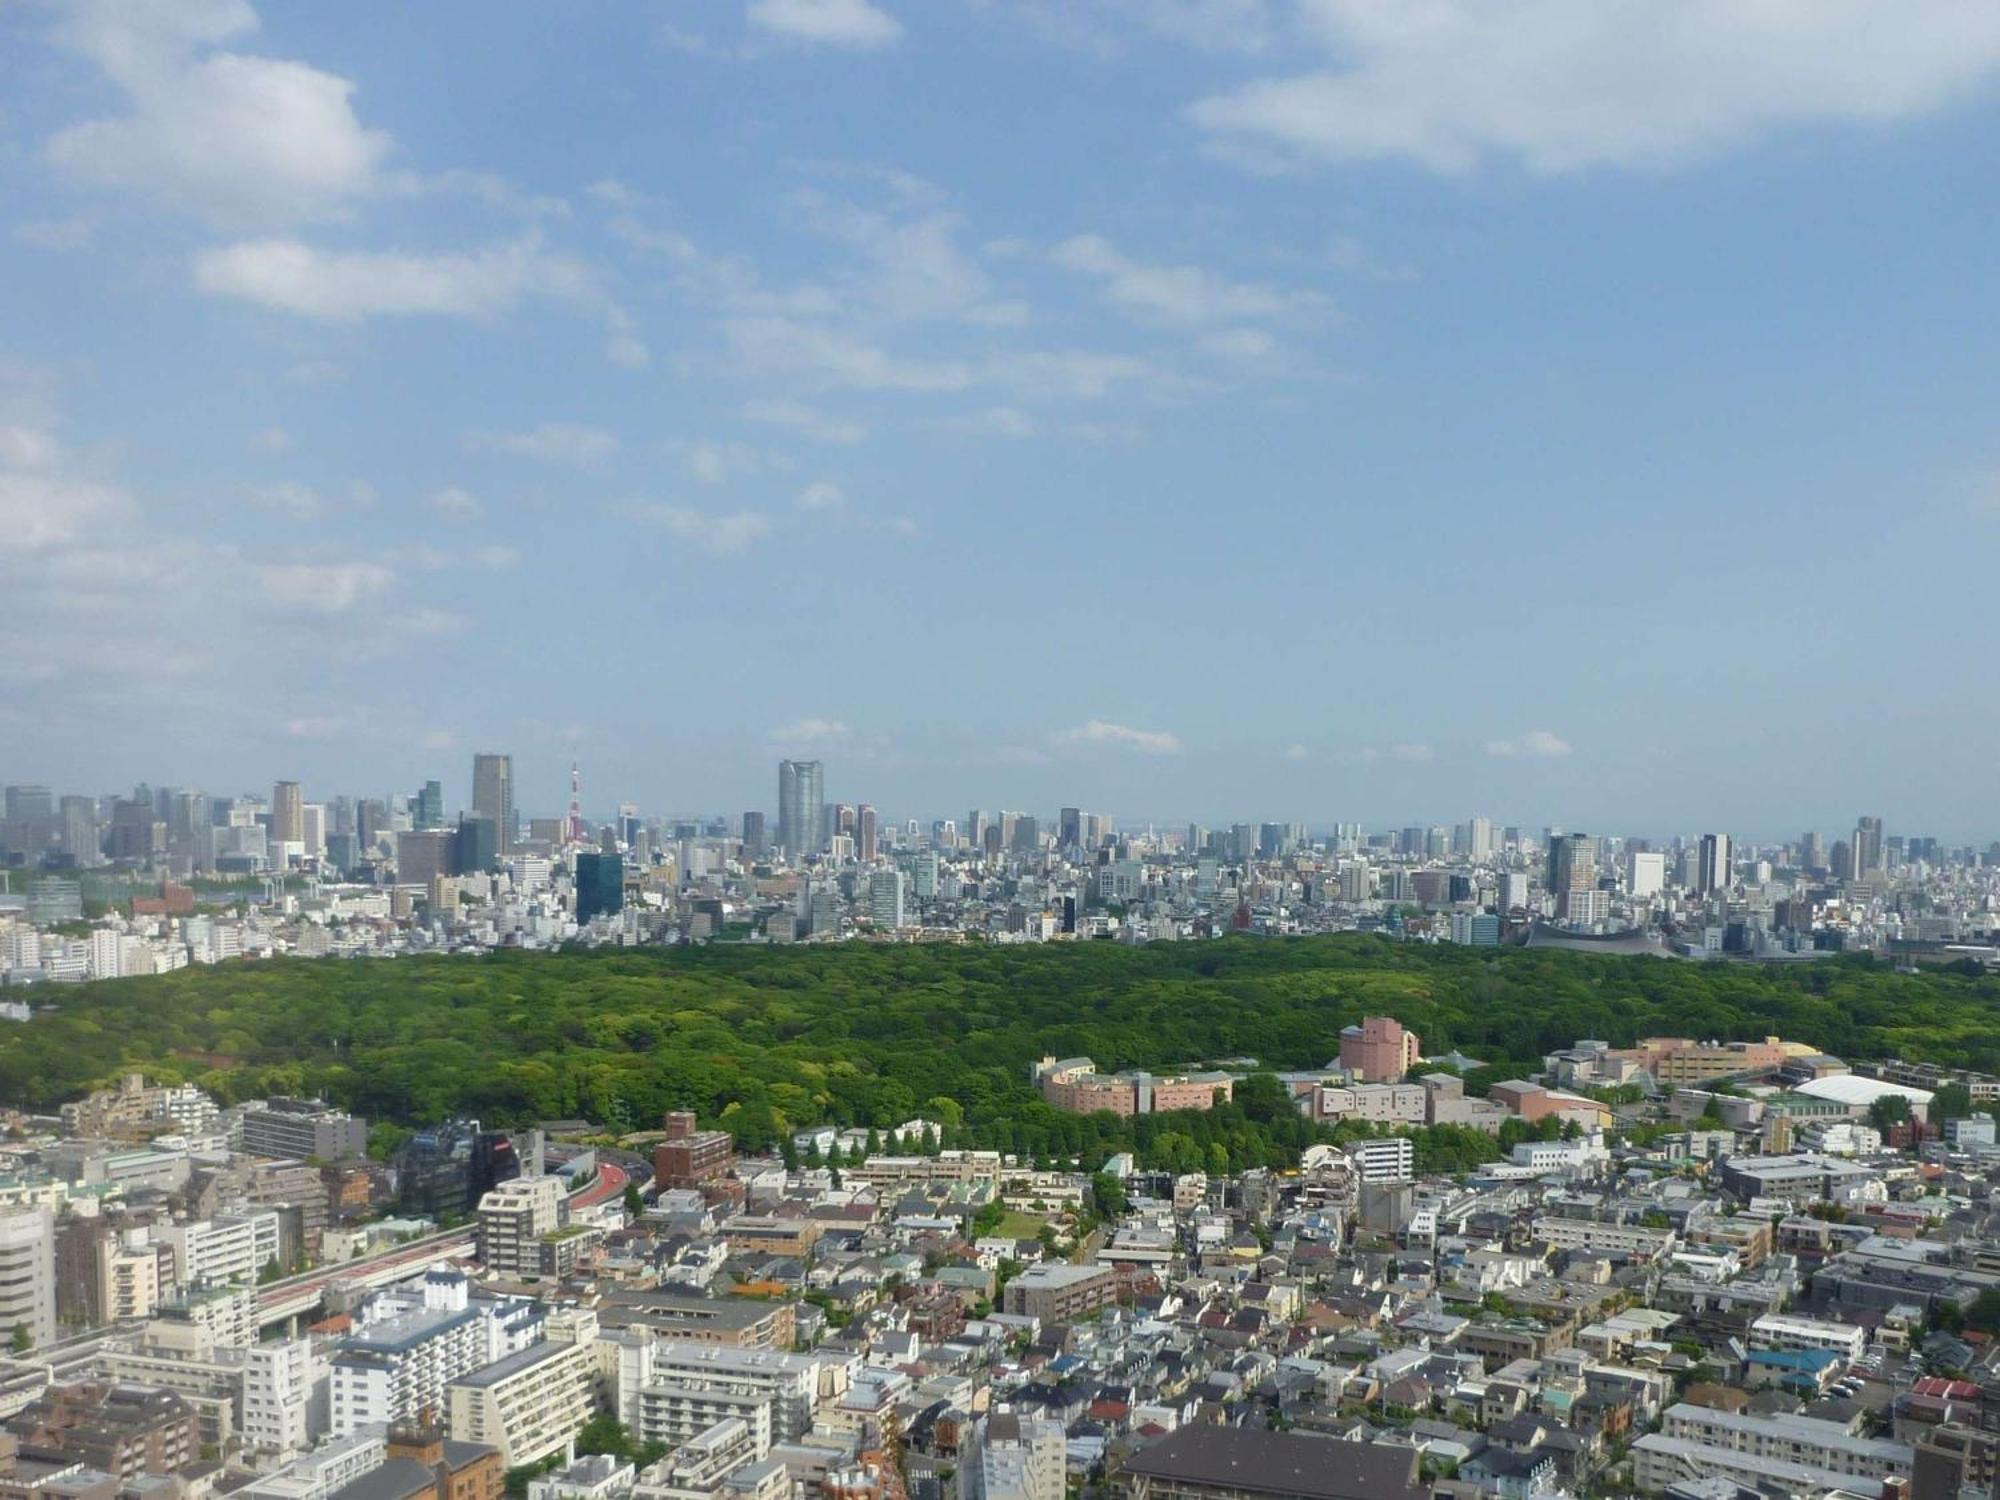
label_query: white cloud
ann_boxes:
[192,236,593,320]
[1390,741,1435,763]
[743,399,866,445]
[1484,729,1573,759]
[725,315,975,392]
[244,479,325,519]
[0,469,133,550]
[1189,0,2000,175]
[465,423,619,467]
[944,405,1037,438]
[427,486,480,520]
[1283,742,1309,760]
[622,502,773,555]
[1053,719,1184,755]
[251,426,292,453]
[13,217,98,251]
[1052,233,1324,324]
[680,440,768,485]
[796,481,846,511]
[254,560,394,614]
[47,0,392,229]
[748,0,903,50]
[769,717,852,744]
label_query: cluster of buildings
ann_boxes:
[8,1021,2000,1499]
[7,766,1998,975]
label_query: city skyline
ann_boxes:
[6,4,2000,831]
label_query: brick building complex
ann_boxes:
[652,1112,734,1191]
[1338,1017,1421,1083]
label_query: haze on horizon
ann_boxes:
[4,1,1998,837]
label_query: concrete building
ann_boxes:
[1002,1263,1119,1322]
[1110,1426,1425,1500]
[652,1112,734,1190]
[0,1206,56,1350]
[959,1411,1065,1500]
[242,1099,370,1162]
[476,1176,566,1280]
[447,1327,597,1468]
[1338,1016,1420,1083]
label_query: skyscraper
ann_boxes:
[868,868,906,930]
[270,781,304,846]
[575,852,624,924]
[777,760,824,858]
[856,804,878,863]
[472,753,514,851]
[1059,808,1083,850]
[742,811,769,859]
[1546,833,1601,923]
[1696,833,1732,895]
[414,780,445,830]
[1854,816,1883,876]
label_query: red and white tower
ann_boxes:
[567,762,585,846]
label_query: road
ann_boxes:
[569,1158,628,1210]
[256,1228,476,1325]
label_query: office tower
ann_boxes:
[856,804,878,863]
[58,796,99,866]
[1546,833,1600,923]
[414,780,445,830]
[1060,808,1083,850]
[777,760,825,857]
[396,830,457,889]
[982,822,1003,859]
[1696,833,1732,895]
[1009,815,1038,856]
[1426,826,1449,860]
[1831,839,1855,882]
[1627,850,1666,898]
[105,798,163,862]
[868,869,906,929]
[270,781,304,846]
[0,1206,55,1350]
[742,811,769,859]
[471,753,515,851]
[357,798,389,849]
[301,804,326,858]
[1854,816,1883,876]
[966,811,988,851]
[575,852,624,923]
[1230,823,1255,861]
[1469,817,1495,861]
[1801,831,1826,873]
[456,814,499,874]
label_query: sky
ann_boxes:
[3,0,1999,839]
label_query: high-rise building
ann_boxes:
[1546,833,1601,923]
[456,813,499,875]
[856,804,878,863]
[1468,817,1495,861]
[1696,833,1732,895]
[575,852,624,924]
[868,869,906,930]
[1059,808,1083,851]
[777,760,824,858]
[414,780,445,830]
[270,781,304,848]
[1801,831,1827,873]
[397,830,457,889]
[58,795,99,866]
[472,753,515,851]
[1854,816,1884,876]
[960,1411,1067,1500]
[742,811,769,859]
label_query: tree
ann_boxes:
[1931,1083,1973,1122]
[1868,1094,1912,1134]
[8,1324,30,1355]
[622,1182,645,1219]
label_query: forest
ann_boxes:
[0,935,1991,1172]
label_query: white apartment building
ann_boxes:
[243,1337,319,1457]
[959,1411,1066,1500]
[1750,1313,1868,1362]
[477,1175,566,1279]
[100,1229,163,1322]
[159,1209,282,1288]
[619,1339,828,1446]
[1659,1403,1912,1484]
[1345,1137,1415,1185]
[1531,1216,1676,1259]
[448,1323,599,1467]
[0,1206,56,1349]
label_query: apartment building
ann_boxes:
[447,1333,597,1467]
[1002,1263,1119,1322]
[1658,1403,1912,1486]
[1750,1313,1868,1362]
[158,1209,282,1288]
[477,1176,566,1280]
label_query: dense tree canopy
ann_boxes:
[0,937,1988,1168]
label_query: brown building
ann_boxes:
[653,1112,734,1190]
[6,1383,197,1484]
[1338,1017,1421,1084]
[1001,1263,1119,1323]
[326,1424,503,1500]
[595,1290,796,1350]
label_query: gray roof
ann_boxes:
[1118,1426,1424,1500]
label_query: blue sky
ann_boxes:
[4,0,1999,838]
